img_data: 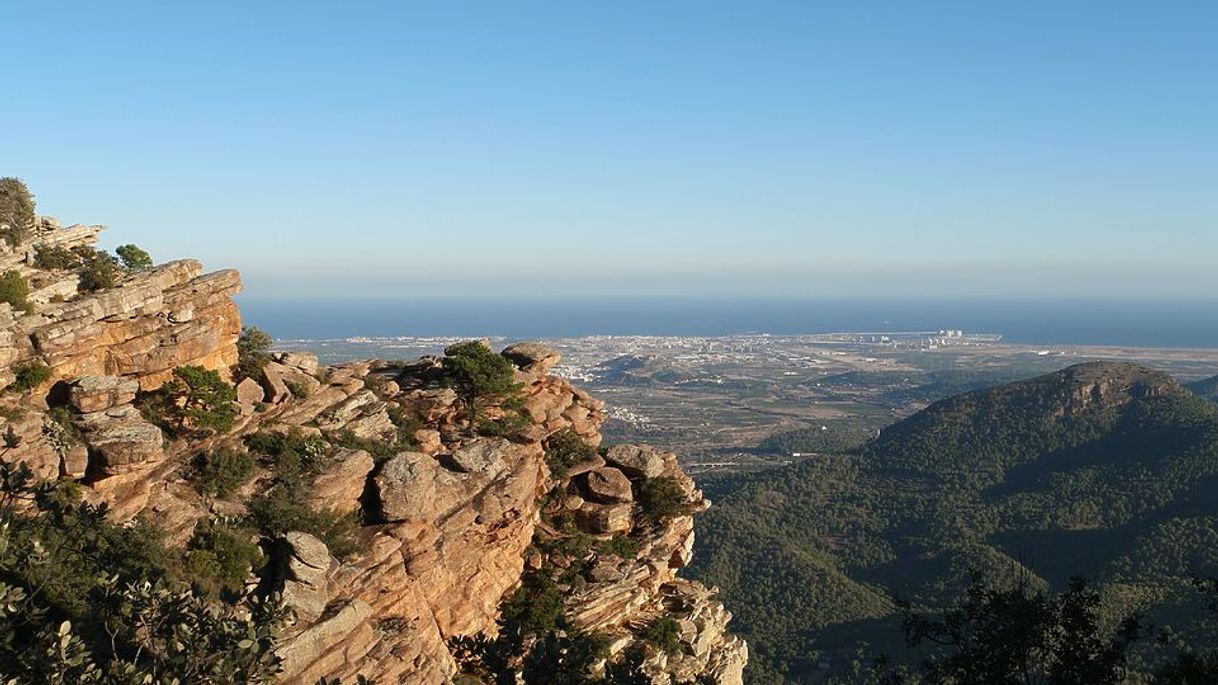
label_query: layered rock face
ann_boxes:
[0,218,241,392]
[0,217,745,683]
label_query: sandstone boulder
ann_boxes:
[374,452,436,522]
[577,502,633,534]
[501,341,560,373]
[67,375,139,413]
[447,439,508,474]
[281,532,336,623]
[236,377,265,405]
[306,449,375,515]
[75,405,163,475]
[273,351,321,376]
[582,467,633,504]
[605,444,665,479]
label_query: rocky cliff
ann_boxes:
[0,218,745,683]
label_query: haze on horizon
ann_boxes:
[3,1,1215,299]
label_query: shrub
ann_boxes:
[33,244,79,270]
[0,270,33,314]
[9,361,51,393]
[41,406,82,458]
[385,404,421,449]
[597,534,638,560]
[143,365,237,437]
[637,477,691,524]
[499,573,564,634]
[0,460,288,683]
[284,379,311,399]
[441,341,521,428]
[246,487,364,559]
[235,326,273,381]
[188,447,255,498]
[476,411,529,438]
[77,250,119,292]
[544,428,597,479]
[245,428,328,480]
[184,520,264,598]
[0,177,35,246]
[115,243,153,271]
[641,615,682,654]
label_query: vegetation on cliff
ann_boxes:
[0,177,35,246]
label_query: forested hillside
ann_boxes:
[690,362,1218,683]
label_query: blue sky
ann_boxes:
[3,1,1215,298]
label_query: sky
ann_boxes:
[2,1,1215,299]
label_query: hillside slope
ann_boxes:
[691,362,1218,683]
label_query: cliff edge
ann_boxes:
[0,216,745,684]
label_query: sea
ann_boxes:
[237,297,1218,349]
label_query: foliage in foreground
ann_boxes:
[0,460,287,683]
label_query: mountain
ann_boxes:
[593,354,698,386]
[0,206,745,683]
[690,362,1218,683]
[1188,374,1218,403]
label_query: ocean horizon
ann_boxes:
[238,296,1218,349]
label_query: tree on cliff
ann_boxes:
[115,243,153,271]
[235,326,274,381]
[0,177,35,246]
[441,341,521,429]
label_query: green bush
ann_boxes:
[0,177,35,246]
[184,520,264,598]
[142,365,237,437]
[476,411,529,438]
[499,573,564,634]
[115,243,153,271]
[77,250,119,292]
[9,361,51,393]
[246,487,364,560]
[33,244,79,270]
[637,477,691,524]
[597,534,638,560]
[235,326,273,381]
[188,447,256,498]
[641,615,682,654]
[0,461,289,683]
[245,428,328,480]
[0,270,33,314]
[544,429,597,479]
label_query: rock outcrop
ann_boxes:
[0,214,745,684]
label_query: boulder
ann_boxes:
[414,428,442,454]
[273,351,321,376]
[447,439,508,474]
[582,467,633,504]
[75,405,163,475]
[306,449,375,515]
[67,375,139,413]
[577,502,633,534]
[374,452,437,522]
[281,532,336,622]
[501,341,561,373]
[236,377,265,405]
[260,362,321,404]
[605,444,665,479]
